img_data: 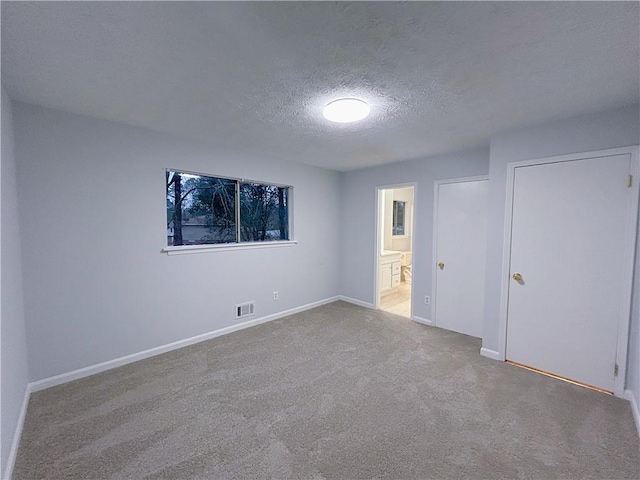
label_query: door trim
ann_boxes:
[373,182,418,317]
[497,146,639,398]
[432,176,489,328]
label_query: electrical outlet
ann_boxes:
[424,295,431,305]
[273,291,279,300]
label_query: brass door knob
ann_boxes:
[512,272,523,281]
[438,262,445,270]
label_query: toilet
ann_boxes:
[400,251,412,284]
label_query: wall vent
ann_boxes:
[235,301,255,319]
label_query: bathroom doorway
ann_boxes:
[375,184,416,318]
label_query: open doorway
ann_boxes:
[375,185,416,318]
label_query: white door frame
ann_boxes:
[432,175,489,328]
[374,182,418,317]
[497,146,639,398]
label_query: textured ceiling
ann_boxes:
[2,1,639,171]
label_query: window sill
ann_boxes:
[163,240,298,255]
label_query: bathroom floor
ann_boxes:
[380,282,412,318]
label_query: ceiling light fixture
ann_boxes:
[323,98,370,123]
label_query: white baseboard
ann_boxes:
[624,389,640,439]
[338,295,375,309]
[412,316,432,326]
[3,383,31,480]
[480,347,501,361]
[30,296,340,393]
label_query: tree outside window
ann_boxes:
[166,170,290,246]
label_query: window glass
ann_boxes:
[166,170,291,247]
[240,183,289,242]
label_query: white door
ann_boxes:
[434,179,488,337]
[506,154,631,392]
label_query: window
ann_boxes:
[392,200,405,236]
[166,170,291,247]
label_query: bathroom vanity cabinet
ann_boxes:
[379,252,401,293]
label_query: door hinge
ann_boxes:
[614,363,619,377]
[628,175,633,188]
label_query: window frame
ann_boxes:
[163,168,295,255]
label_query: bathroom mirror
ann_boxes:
[392,200,405,236]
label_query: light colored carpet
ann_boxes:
[13,301,640,479]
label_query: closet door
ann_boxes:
[505,154,631,392]
[434,179,488,338]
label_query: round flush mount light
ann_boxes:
[322,98,370,123]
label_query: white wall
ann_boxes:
[482,105,640,401]
[340,148,490,319]
[1,87,29,477]
[381,187,414,252]
[383,190,393,250]
[13,103,341,382]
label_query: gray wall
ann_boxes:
[1,88,29,476]
[339,148,490,320]
[482,105,640,400]
[13,103,341,382]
